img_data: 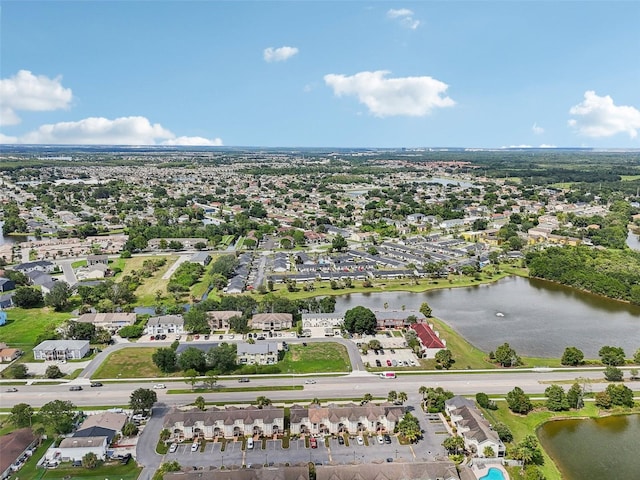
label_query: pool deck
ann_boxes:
[472,463,510,480]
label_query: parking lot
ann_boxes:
[163,434,421,468]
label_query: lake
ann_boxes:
[334,276,640,358]
[627,229,640,251]
[538,414,640,480]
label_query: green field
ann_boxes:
[32,461,141,480]
[92,347,182,379]
[621,175,640,181]
[0,307,73,347]
[114,255,178,305]
[93,342,351,379]
[279,343,350,373]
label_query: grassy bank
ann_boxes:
[0,307,73,347]
[114,254,178,305]
[92,347,180,379]
[280,342,351,373]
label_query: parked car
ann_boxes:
[377,435,384,445]
[120,453,132,464]
[356,436,364,446]
[337,436,345,445]
[160,334,167,340]
[375,359,382,367]
[153,383,166,389]
[69,385,83,391]
[72,460,82,467]
[90,382,103,387]
[386,359,392,366]
[169,443,178,453]
[150,336,155,341]
[384,434,392,444]
[310,437,317,449]
[191,442,199,452]
[176,335,181,340]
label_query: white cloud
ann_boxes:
[0,70,73,126]
[263,46,299,63]
[569,91,640,138]
[324,70,454,117]
[0,132,18,143]
[5,115,222,145]
[539,144,557,148]
[387,8,420,30]
[532,122,544,135]
[163,136,223,146]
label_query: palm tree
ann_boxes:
[397,391,408,404]
[256,396,272,408]
[418,385,428,399]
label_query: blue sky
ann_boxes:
[1,0,639,148]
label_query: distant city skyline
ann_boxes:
[1,1,639,148]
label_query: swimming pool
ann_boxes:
[479,467,506,480]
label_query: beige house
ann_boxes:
[77,313,136,330]
[207,310,242,330]
[164,406,285,441]
[0,343,22,363]
[79,412,128,435]
[56,436,108,462]
[289,403,405,436]
[250,313,292,331]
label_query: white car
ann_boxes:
[169,443,178,453]
[304,379,316,384]
[357,436,364,446]
[153,383,166,389]
[377,435,384,445]
[191,442,199,452]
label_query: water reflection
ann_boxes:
[538,415,639,480]
[334,276,640,358]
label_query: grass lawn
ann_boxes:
[427,316,495,370]
[0,307,73,348]
[621,175,640,181]
[279,343,350,373]
[92,347,181,379]
[37,461,141,480]
[115,255,178,305]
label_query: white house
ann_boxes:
[145,315,185,335]
[236,342,279,365]
[33,340,90,361]
[55,436,108,461]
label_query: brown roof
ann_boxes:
[164,406,284,428]
[80,412,128,432]
[316,461,460,480]
[0,428,37,474]
[307,403,404,425]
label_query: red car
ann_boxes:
[150,335,155,341]
[386,359,392,366]
[310,437,317,449]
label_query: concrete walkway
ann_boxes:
[161,254,191,280]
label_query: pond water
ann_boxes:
[334,276,640,358]
[538,414,640,480]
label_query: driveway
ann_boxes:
[136,403,170,480]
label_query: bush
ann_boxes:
[119,325,144,338]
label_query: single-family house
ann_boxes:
[79,411,128,436]
[0,278,15,292]
[55,436,108,462]
[13,260,55,274]
[190,251,211,266]
[0,343,23,362]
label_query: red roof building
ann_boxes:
[410,323,445,355]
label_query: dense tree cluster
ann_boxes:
[527,246,640,304]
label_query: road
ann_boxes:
[0,369,613,409]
